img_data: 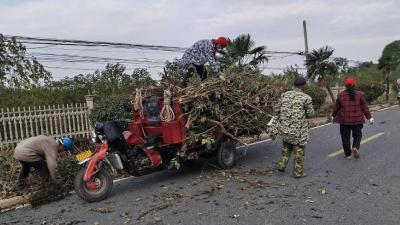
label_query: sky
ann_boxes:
[1,0,399,80]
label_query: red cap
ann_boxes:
[212,37,228,47]
[344,77,356,86]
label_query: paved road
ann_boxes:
[1,106,399,225]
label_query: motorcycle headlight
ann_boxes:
[90,130,97,143]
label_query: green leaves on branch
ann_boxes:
[89,97,131,128]
[220,34,268,70]
[304,85,327,112]
[0,34,52,88]
[305,46,338,83]
[357,80,385,103]
[378,40,400,72]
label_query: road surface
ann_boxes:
[1,106,399,225]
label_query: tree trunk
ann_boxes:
[326,85,336,103]
[385,70,391,102]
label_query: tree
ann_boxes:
[333,57,349,74]
[378,40,400,101]
[305,46,338,103]
[220,34,268,70]
[53,63,154,100]
[283,65,302,78]
[0,34,51,88]
[160,59,182,86]
[131,68,154,88]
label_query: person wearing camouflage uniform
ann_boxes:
[397,78,400,104]
[273,77,314,178]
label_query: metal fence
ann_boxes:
[0,104,91,150]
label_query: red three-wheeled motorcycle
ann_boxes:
[73,96,237,202]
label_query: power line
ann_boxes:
[4,35,187,52]
[5,34,305,55]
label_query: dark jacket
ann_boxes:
[332,89,371,125]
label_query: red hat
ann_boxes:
[212,37,228,47]
[344,77,356,86]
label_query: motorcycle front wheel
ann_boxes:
[74,167,113,202]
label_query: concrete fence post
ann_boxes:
[85,95,95,111]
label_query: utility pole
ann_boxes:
[303,20,309,54]
[303,20,309,77]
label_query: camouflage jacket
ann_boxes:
[273,88,314,146]
[180,40,221,73]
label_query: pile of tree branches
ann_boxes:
[136,67,290,146]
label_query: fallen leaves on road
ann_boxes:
[89,207,115,214]
[304,196,314,203]
[319,187,327,195]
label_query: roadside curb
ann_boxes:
[0,104,397,212]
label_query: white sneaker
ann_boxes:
[352,147,360,159]
[346,156,352,160]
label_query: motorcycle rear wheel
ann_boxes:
[74,167,113,202]
[216,140,236,169]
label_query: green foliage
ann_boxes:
[89,97,132,127]
[54,64,154,98]
[305,46,339,102]
[220,34,268,70]
[346,63,382,83]
[304,85,327,112]
[378,40,400,100]
[201,137,216,150]
[283,65,303,78]
[357,80,385,103]
[378,40,400,72]
[306,46,338,82]
[160,59,182,85]
[168,157,181,170]
[333,57,349,74]
[0,64,155,108]
[0,34,52,88]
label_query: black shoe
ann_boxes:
[277,166,285,172]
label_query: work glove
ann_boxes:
[217,72,226,81]
[369,118,374,125]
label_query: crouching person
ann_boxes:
[13,135,73,189]
[274,78,314,178]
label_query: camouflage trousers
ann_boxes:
[278,141,305,177]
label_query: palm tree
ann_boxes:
[220,34,268,70]
[305,46,338,103]
[378,40,400,101]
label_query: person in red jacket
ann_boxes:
[332,77,374,159]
